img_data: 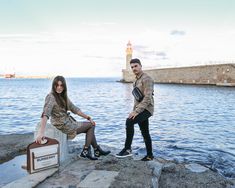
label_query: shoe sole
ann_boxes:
[141,159,153,161]
[141,157,154,161]
[80,156,98,160]
[115,153,133,158]
[95,151,111,157]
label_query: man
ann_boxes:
[116,58,154,161]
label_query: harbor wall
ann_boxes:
[122,64,235,86]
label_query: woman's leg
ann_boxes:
[77,122,110,158]
[76,122,98,148]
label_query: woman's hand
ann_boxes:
[77,111,96,126]
[35,133,45,144]
[89,118,96,126]
[36,116,47,144]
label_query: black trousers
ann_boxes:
[124,109,153,156]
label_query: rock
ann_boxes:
[163,162,177,173]
[185,163,208,173]
[148,160,164,188]
[0,133,34,163]
[2,168,58,188]
[159,162,235,188]
[1,133,234,188]
[67,141,81,154]
[78,170,119,188]
[148,161,163,178]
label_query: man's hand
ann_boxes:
[128,111,138,119]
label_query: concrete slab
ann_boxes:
[78,170,119,188]
[2,168,58,188]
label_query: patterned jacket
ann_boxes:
[133,72,154,115]
[41,92,81,126]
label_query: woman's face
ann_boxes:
[55,81,64,94]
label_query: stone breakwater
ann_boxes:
[0,134,235,188]
[0,133,34,164]
[122,64,235,86]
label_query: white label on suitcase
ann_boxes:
[34,154,58,169]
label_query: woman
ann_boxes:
[36,75,110,160]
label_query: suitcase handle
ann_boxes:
[39,138,48,145]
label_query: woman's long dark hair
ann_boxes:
[51,76,68,110]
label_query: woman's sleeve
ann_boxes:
[67,98,81,114]
[41,94,55,119]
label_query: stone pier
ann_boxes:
[122,63,235,86]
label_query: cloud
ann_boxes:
[81,22,117,27]
[170,30,186,36]
[82,55,123,60]
[133,45,148,51]
[133,44,168,60]
[156,52,167,57]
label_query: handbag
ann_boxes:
[27,137,59,174]
[67,112,76,122]
[132,86,144,102]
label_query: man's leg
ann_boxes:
[116,110,151,157]
[124,118,135,149]
[138,118,153,157]
[124,110,150,149]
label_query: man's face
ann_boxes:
[130,63,142,75]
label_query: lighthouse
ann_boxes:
[121,41,135,82]
[126,41,133,70]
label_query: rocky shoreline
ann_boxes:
[0,134,235,188]
[0,133,34,164]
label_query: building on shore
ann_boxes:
[121,42,235,87]
[4,73,15,78]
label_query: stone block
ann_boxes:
[34,122,68,163]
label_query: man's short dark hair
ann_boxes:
[130,58,141,65]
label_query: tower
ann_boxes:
[126,41,133,70]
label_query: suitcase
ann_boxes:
[27,137,60,174]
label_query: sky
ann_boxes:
[0,0,235,77]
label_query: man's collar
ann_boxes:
[136,71,144,79]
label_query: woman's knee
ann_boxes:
[87,124,95,132]
[91,125,95,131]
[83,122,93,128]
